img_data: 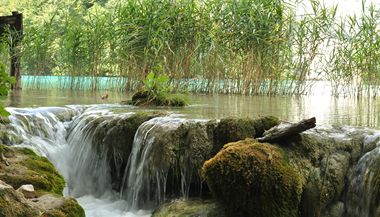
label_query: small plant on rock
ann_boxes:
[127,71,188,107]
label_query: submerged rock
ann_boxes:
[152,199,226,217]
[202,138,302,217]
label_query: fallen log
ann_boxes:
[256,117,316,143]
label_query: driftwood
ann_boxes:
[257,117,316,143]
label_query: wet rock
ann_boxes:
[0,145,65,195]
[322,201,344,217]
[152,199,226,217]
[319,152,350,207]
[345,146,380,217]
[17,184,36,199]
[202,138,302,217]
[122,117,219,209]
[92,112,160,190]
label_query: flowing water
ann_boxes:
[3,89,380,216]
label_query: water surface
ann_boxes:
[2,89,380,127]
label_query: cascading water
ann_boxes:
[121,116,186,210]
[5,105,151,217]
[345,133,380,217]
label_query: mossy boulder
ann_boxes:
[125,90,187,107]
[152,199,226,217]
[213,116,279,153]
[202,138,302,217]
[0,145,64,195]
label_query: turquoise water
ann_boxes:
[22,75,129,91]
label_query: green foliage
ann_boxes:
[0,63,14,96]
[127,71,188,106]
[143,72,171,97]
[0,62,14,117]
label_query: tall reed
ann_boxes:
[0,0,379,97]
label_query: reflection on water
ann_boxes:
[2,89,380,127]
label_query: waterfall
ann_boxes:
[5,105,151,217]
[346,133,380,217]
[6,107,76,163]
[121,116,186,210]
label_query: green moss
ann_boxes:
[213,118,256,153]
[213,116,279,154]
[0,147,65,195]
[202,138,302,217]
[252,116,280,137]
[57,198,86,217]
[0,182,40,217]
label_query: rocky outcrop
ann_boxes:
[0,145,85,217]
[202,138,302,217]
[120,115,280,209]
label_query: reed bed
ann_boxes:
[0,0,379,96]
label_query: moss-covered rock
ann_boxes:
[36,195,85,217]
[152,199,226,217]
[213,116,279,153]
[202,138,302,217]
[0,180,85,217]
[0,145,65,195]
[0,180,40,217]
[124,90,187,107]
